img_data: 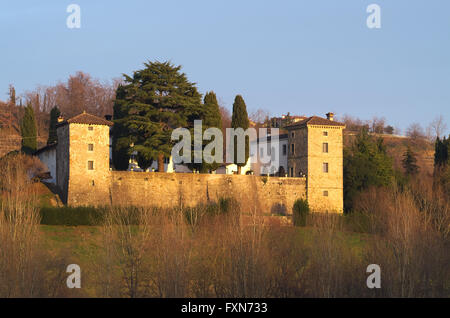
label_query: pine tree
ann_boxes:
[20,104,37,154]
[402,146,419,176]
[47,106,60,145]
[231,95,250,174]
[112,61,202,171]
[344,130,394,211]
[434,136,449,168]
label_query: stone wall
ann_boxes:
[288,127,308,177]
[56,125,70,203]
[68,170,307,215]
[306,125,344,213]
[66,123,111,206]
[110,172,306,214]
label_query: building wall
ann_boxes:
[66,123,111,206]
[306,125,344,213]
[56,125,70,203]
[287,128,308,178]
[253,138,288,176]
[37,147,56,184]
[58,119,341,213]
[108,172,306,214]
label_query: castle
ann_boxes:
[36,111,345,213]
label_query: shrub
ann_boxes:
[293,199,309,226]
[40,206,106,226]
[184,198,238,226]
[218,197,238,214]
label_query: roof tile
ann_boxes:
[286,116,345,129]
[58,111,113,127]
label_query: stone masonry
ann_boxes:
[54,112,344,214]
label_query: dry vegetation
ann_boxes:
[0,155,448,298]
[0,155,74,297]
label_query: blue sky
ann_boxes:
[1,0,449,134]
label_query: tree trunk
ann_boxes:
[157,153,165,172]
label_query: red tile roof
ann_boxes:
[286,116,345,129]
[57,111,113,127]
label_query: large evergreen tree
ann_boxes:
[20,104,37,154]
[47,106,61,145]
[402,146,419,176]
[112,61,202,171]
[230,95,250,174]
[343,129,394,211]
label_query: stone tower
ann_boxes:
[56,112,113,206]
[286,113,345,213]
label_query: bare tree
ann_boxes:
[249,108,271,126]
[24,72,117,119]
[339,114,370,132]
[428,115,447,139]
[406,123,425,140]
[371,116,386,134]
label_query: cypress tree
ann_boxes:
[21,104,37,154]
[47,106,60,145]
[231,95,250,174]
[113,61,202,172]
[435,136,449,168]
[402,146,419,176]
[190,91,222,172]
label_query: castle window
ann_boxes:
[88,161,94,170]
[323,143,328,153]
[323,162,329,173]
[290,167,294,177]
[88,126,94,131]
[291,144,295,155]
[291,132,295,138]
[282,144,287,155]
[88,144,94,151]
[92,180,95,186]
[323,131,328,136]
[323,190,329,196]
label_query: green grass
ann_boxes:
[39,221,369,268]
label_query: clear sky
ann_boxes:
[1,0,449,134]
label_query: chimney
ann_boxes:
[105,114,112,121]
[326,112,334,121]
[57,116,64,123]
